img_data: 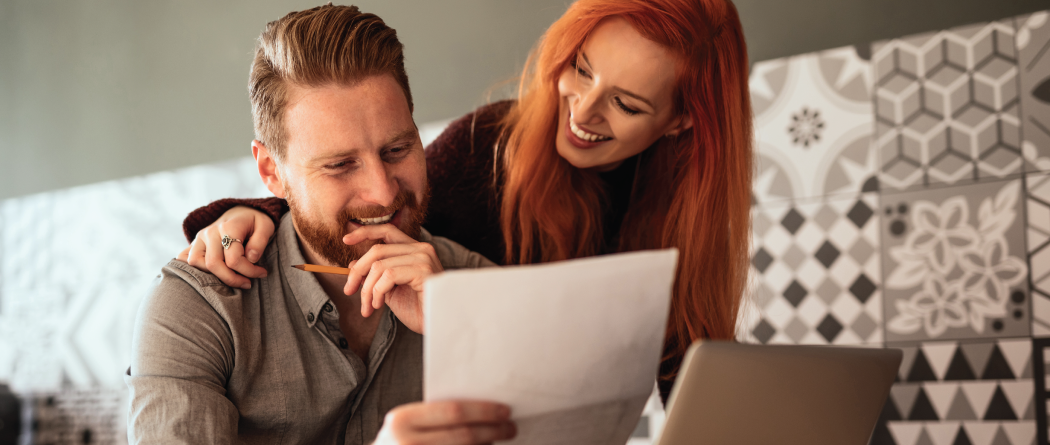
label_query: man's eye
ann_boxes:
[325,160,350,169]
[384,146,410,161]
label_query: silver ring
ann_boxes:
[221,235,242,250]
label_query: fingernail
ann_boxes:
[248,250,260,262]
[500,405,511,418]
[240,283,251,290]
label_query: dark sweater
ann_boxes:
[181,100,682,402]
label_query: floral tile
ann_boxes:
[1016,12,1050,172]
[881,179,1029,343]
[744,193,882,345]
[750,45,877,204]
[873,20,1023,192]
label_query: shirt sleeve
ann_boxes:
[182,197,289,243]
[126,265,240,444]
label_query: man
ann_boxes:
[126,5,516,444]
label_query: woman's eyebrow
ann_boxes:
[581,51,655,109]
[613,86,654,109]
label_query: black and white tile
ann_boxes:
[872,338,1036,445]
[745,193,882,345]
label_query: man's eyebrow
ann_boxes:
[384,128,418,147]
[581,51,655,110]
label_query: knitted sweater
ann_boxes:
[180,100,683,402]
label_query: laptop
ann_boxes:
[654,341,901,445]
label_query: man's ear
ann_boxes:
[665,114,694,138]
[253,140,287,199]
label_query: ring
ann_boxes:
[221,235,243,250]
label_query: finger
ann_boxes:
[224,239,268,279]
[362,257,418,313]
[343,224,416,246]
[203,229,251,290]
[410,422,517,445]
[370,261,432,310]
[176,247,190,262]
[346,244,421,296]
[392,401,511,429]
[245,213,275,263]
[185,236,209,269]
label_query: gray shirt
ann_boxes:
[126,214,494,444]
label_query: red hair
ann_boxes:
[499,0,753,379]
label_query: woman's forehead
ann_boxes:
[580,17,678,101]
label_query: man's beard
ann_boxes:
[290,187,429,267]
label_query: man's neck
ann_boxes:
[292,225,383,364]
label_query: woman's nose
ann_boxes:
[572,88,603,125]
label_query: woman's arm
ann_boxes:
[182,197,287,242]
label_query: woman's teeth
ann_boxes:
[570,121,611,142]
[354,212,394,225]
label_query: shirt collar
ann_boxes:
[277,213,338,327]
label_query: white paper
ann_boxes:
[424,249,678,444]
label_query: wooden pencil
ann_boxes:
[292,264,350,275]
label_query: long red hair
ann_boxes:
[499,0,753,378]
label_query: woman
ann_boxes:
[180,0,753,403]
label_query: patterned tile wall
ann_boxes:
[743,9,1050,445]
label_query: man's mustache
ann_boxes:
[338,190,414,223]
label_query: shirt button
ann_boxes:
[323,303,333,313]
[339,338,348,349]
[307,312,315,322]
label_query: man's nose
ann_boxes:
[357,161,398,207]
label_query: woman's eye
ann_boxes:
[570,60,591,79]
[614,97,640,116]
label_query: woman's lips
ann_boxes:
[565,118,611,149]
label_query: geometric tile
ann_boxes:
[922,342,959,380]
[816,314,844,342]
[1016,12,1050,173]
[748,194,882,346]
[751,45,876,204]
[1031,337,1050,445]
[874,20,1024,192]
[783,280,809,307]
[1026,172,1050,336]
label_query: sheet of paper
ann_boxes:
[424,249,678,444]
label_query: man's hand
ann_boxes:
[373,401,516,445]
[177,206,275,289]
[342,224,443,334]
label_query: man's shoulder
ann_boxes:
[420,228,497,270]
[141,259,253,327]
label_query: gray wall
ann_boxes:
[0,0,1045,201]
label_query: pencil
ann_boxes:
[292,264,350,275]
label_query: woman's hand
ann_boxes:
[373,401,516,445]
[177,206,275,289]
[342,224,444,334]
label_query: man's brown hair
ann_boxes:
[249,4,413,162]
